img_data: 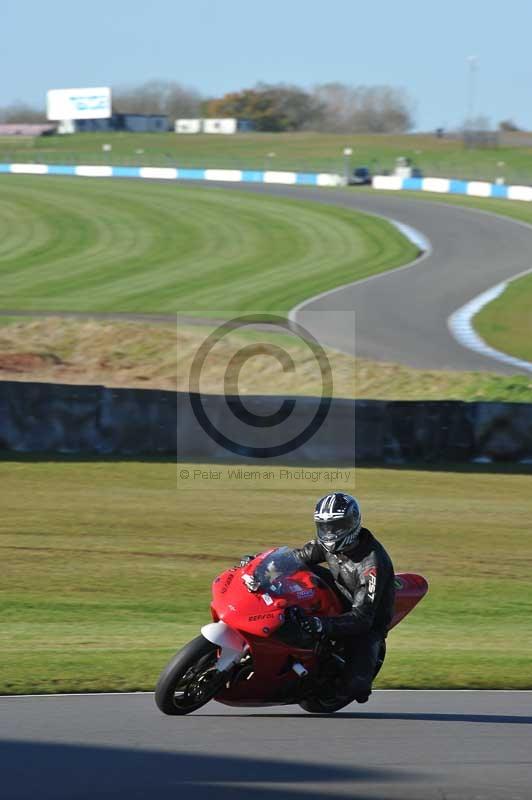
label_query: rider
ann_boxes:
[291,491,395,703]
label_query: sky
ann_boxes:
[2,0,532,131]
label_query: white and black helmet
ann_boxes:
[314,492,362,554]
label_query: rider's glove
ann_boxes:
[298,614,327,640]
[239,555,255,567]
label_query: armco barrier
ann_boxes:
[1,381,531,464]
[0,162,343,188]
[372,174,532,201]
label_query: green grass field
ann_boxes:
[3,130,532,183]
[476,275,532,362]
[1,458,531,694]
[0,175,416,314]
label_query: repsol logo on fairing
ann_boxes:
[248,613,275,621]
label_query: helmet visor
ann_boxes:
[316,518,353,544]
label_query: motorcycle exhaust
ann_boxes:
[292,662,308,678]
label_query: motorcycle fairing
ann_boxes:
[201,621,247,672]
[209,549,428,706]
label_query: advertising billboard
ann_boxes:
[47,87,112,120]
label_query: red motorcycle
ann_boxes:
[155,546,428,715]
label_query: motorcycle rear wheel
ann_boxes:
[300,641,385,714]
[155,635,224,715]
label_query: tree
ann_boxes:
[204,83,323,131]
[499,119,520,132]
[0,103,46,123]
[311,83,414,133]
[112,80,202,119]
[356,86,414,133]
[463,114,491,132]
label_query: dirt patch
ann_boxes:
[0,352,63,373]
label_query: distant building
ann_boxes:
[203,118,239,135]
[0,123,56,137]
[175,119,202,134]
[115,114,168,133]
[175,118,255,134]
[59,114,169,134]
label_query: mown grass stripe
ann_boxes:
[0,175,416,314]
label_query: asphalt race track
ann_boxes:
[2,690,531,799]
[203,182,532,376]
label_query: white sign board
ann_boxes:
[203,118,238,135]
[175,119,201,134]
[47,87,112,121]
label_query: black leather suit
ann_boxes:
[293,527,395,698]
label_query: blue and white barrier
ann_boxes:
[3,162,532,203]
[0,162,344,188]
[372,174,532,201]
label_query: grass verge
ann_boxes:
[1,318,532,400]
[3,130,532,183]
[1,459,531,693]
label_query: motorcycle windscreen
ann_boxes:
[251,546,304,592]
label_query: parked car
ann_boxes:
[348,166,372,186]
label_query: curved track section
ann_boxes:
[203,183,532,375]
[2,691,531,799]
[3,179,531,374]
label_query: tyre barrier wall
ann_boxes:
[1,381,531,465]
[0,162,343,187]
[373,174,532,201]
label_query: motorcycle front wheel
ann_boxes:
[155,635,225,715]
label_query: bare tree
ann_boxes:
[311,83,355,132]
[0,103,46,123]
[112,80,203,118]
[463,114,491,131]
[311,83,414,133]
